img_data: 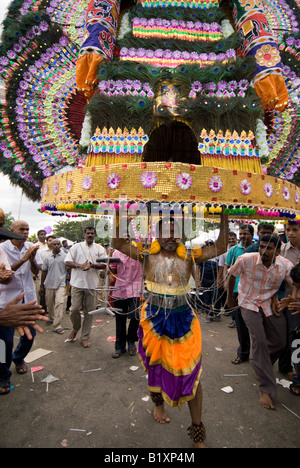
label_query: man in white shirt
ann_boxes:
[41,239,67,334]
[0,220,43,386]
[65,227,106,348]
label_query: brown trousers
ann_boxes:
[241,307,286,398]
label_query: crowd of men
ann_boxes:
[0,209,299,445]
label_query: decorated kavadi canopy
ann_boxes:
[0,0,300,221]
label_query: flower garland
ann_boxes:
[119,47,236,68]
[132,17,223,42]
[98,80,154,98]
[189,79,250,99]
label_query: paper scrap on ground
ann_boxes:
[142,396,150,402]
[41,374,59,392]
[82,368,101,373]
[26,348,52,363]
[107,336,116,342]
[130,366,139,371]
[276,378,291,389]
[31,366,44,382]
[215,347,223,352]
[221,386,233,394]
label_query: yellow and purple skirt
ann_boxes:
[138,300,202,409]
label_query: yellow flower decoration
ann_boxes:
[255,44,281,68]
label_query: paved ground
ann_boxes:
[0,309,299,449]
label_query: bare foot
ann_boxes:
[153,404,171,424]
[66,330,77,342]
[81,339,91,348]
[194,441,207,449]
[260,391,275,410]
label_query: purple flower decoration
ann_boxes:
[264,183,273,198]
[283,187,290,201]
[240,179,252,196]
[141,171,157,189]
[53,182,59,195]
[209,176,223,193]
[107,173,121,190]
[176,173,192,191]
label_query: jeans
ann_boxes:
[0,325,36,384]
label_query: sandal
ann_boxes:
[128,345,137,356]
[15,362,28,374]
[290,383,300,396]
[112,350,126,359]
[0,382,11,395]
[231,356,245,365]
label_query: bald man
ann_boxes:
[0,220,43,391]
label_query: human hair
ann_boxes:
[156,217,181,238]
[84,226,96,234]
[228,231,237,237]
[257,223,275,233]
[290,262,300,284]
[37,229,46,236]
[239,223,254,236]
[260,234,282,250]
[46,235,56,242]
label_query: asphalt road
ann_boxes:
[0,309,299,449]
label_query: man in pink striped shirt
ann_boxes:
[228,235,293,410]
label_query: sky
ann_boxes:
[0,1,63,235]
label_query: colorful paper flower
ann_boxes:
[208,175,223,193]
[283,187,290,201]
[82,175,93,191]
[107,173,121,190]
[140,171,157,189]
[43,184,49,196]
[176,173,192,191]
[53,182,59,195]
[264,183,273,198]
[255,44,281,68]
[240,179,252,196]
[66,180,73,193]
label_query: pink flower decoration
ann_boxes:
[283,187,290,201]
[140,171,157,189]
[53,182,59,195]
[176,173,192,191]
[43,184,49,196]
[107,173,121,190]
[209,175,223,193]
[295,191,299,204]
[66,180,73,193]
[240,179,252,196]
[264,183,273,198]
[82,175,93,191]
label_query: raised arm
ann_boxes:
[112,214,143,263]
[195,208,229,263]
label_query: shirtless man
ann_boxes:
[113,209,228,448]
